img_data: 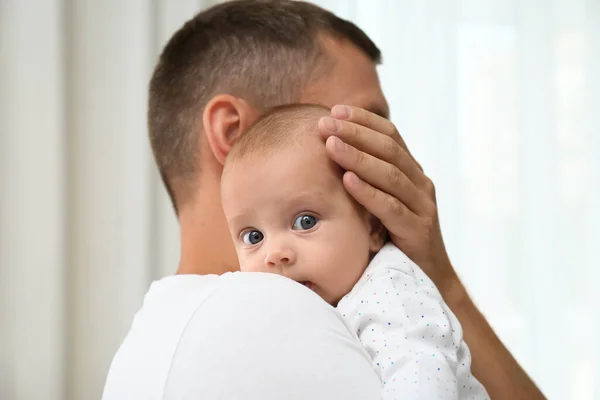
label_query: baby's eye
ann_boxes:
[242,230,264,245]
[293,214,318,231]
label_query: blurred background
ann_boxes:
[0,0,598,399]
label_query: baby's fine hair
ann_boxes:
[225,103,330,167]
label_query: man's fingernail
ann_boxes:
[322,117,341,132]
[347,172,359,185]
[333,136,347,152]
[332,105,351,119]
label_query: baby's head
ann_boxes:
[221,104,386,305]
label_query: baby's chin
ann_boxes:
[297,280,340,306]
[298,280,314,291]
[298,280,322,298]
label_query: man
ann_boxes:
[103,1,545,399]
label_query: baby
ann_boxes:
[221,104,489,399]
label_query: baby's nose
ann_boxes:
[265,247,296,268]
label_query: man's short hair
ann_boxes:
[148,0,381,214]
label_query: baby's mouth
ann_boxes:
[299,281,313,290]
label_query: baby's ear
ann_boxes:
[368,216,388,253]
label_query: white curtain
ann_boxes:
[0,1,597,399]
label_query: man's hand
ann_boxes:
[318,104,546,400]
[317,104,459,298]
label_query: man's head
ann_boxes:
[149,0,387,214]
[221,104,386,304]
[150,0,389,274]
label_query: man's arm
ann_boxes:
[318,105,546,400]
[446,278,546,399]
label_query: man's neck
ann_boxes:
[176,180,240,276]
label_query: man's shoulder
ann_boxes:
[103,272,353,399]
[163,273,380,399]
[105,272,316,358]
[102,273,221,399]
[134,271,322,320]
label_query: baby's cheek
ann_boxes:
[326,268,360,304]
[238,254,264,273]
[240,263,267,273]
[317,249,360,300]
[340,272,361,296]
[341,257,369,294]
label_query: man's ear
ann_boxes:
[203,94,259,166]
[368,216,388,253]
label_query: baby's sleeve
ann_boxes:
[337,244,489,400]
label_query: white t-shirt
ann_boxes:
[102,272,381,399]
[338,244,489,399]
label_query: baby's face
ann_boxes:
[221,134,379,305]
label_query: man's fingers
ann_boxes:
[321,105,424,172]
[342,171,419,236]
[332,104,398,140]
[325,136,426,215]
[319,117,426,186]
[331,105,422,171]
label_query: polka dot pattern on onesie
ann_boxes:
[337,243,490,400]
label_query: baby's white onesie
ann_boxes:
[337,243,489,400]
